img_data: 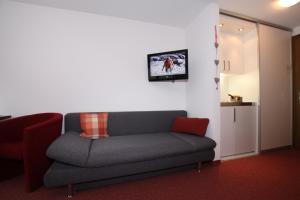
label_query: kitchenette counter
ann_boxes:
[220,102,255,107]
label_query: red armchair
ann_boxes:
[0,113,63,192]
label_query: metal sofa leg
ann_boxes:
[67,184,74,198]
[197,161,202,173]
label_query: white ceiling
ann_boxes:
[9,0,300,29]
[10,0,214,27]
[217,0,300,29]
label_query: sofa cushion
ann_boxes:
[65,111,187,136]
[171,117,209,137]
[107,111,187,136]
[86,133,195,167]
[172,132,216,151]
[44,150,216,188]
[47,132,216,168]
[80,113,109,139]
[47,132,92,167]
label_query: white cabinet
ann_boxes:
[221,106,256,157]
[220,107,236,156]
[219,33,244,74]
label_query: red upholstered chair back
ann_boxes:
[0,113,62,143]
[0,112,63,192]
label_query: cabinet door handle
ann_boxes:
[223,60,226,71]
[233,107,236,122]
[228,60,231,71]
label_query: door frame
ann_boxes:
[219,10,293,155]
[219,13,261,156]
[292,34,300,148]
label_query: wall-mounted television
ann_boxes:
[147,49,188,81]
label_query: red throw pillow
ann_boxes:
[171,117,209,137]
[80,113,109,139]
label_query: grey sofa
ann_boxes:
[44,110,216,197]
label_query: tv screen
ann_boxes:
[147,49,188,81]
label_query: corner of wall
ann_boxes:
[185,3,221,160]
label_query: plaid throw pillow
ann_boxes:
[80,113,109,139]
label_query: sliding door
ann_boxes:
[259,24,292,151]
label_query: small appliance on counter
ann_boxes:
[228,94,243,102]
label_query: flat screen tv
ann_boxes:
[147,49,188,81]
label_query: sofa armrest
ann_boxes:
[22,115,63,192]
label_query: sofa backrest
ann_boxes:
[65,110,187,136]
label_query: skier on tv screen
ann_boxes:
[162,57,174,73]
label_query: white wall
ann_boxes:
[220,75,229,102]
[186,3,220,160]
[0,0,186,116]
[293,26,300,36]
